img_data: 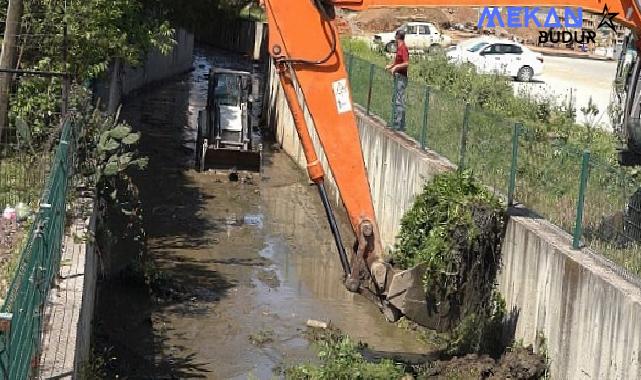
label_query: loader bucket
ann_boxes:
[202,148,262,172]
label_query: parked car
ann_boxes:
[594,46,615,60]
[373,22,452,53]
[446,38,544,81]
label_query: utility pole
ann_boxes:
[0,0,23,143]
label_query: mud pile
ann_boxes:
[418,347,547,379]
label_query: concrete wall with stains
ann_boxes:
[95,28,195,114]
[501,214,641,379]
[265,58,641,379]
[196,19,267,61]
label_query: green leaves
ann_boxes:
[131,157,149,170]
[122,132,141,145]
[109,126,132,140]
[104,161,119,176]
[285,331,405,379]
[98,137,120,152]
[395,170,500,270]
[92,117,147,178]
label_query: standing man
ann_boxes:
[386,29,409,131]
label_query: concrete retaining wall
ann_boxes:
[501,213,641,379]
[196,18,267,61]
[96,29,195,113]
[265,58,641,379]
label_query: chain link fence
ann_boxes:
[345,53,641,278]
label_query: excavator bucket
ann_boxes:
[195,68,263,173]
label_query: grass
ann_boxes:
[344,38,641,278]
[0,151,49,303]
[0,153,49,208]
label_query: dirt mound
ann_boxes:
[419,346,547,379]
[351,7,451,32]
[349,7,480,33]
[347,7,543,44]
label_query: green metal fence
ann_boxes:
[345,53,641,278]
[0,119,76,379]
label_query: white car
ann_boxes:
[373,22,452,53]
[446,38,544,82]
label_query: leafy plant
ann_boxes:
[285,329,405,379]
[71,87,147,276]
[77,346,116,380]
[580,96,601,142]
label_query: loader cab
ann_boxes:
[211,71,244,107]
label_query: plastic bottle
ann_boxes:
[3,205,16,221]
[15,203,29,222]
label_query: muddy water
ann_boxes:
[95,46,427,379]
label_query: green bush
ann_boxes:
[285,329,405,380]
[394,171,505,336]
[394,170,503,269]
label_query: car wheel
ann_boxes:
[385,41,397,53]
[516,66,534,82]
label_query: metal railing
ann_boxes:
[345,53,641,278]
[0,119,76,379]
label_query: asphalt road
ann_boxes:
[513,55,618,130]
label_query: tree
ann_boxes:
[0,0,23,143]
[4,0,177,147]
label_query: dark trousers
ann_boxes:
[392,73,407,131]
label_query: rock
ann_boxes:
[370,261,389,290]
[306,319,328,329]
[387,263,428,324]
[387,263,452,331]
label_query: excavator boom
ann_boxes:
[263,0,641,307]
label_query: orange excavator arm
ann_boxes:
[262,0,641,306]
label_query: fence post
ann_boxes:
[507,122,522,206]
[347,54,354,83]
[573,149,591,249]
[366,63,375,115]
[420,86,430,150]
[458,103,470,170]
